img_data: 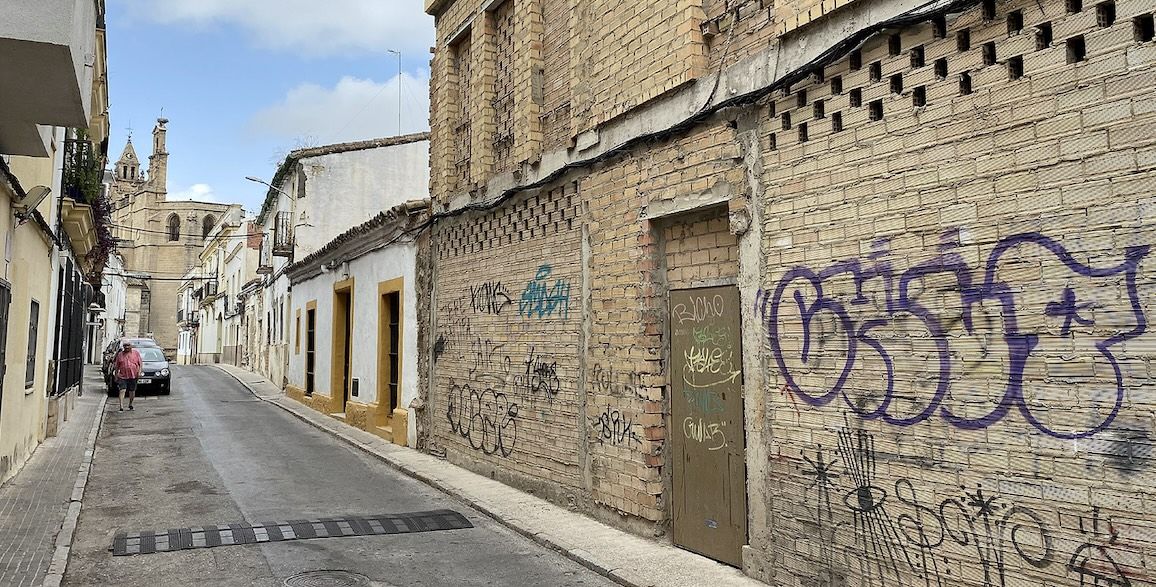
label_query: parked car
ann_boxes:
[102,338,161,386]
[106,345,171,396]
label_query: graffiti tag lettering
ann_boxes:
[519,265,571,319]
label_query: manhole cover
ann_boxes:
[283,570,373,587]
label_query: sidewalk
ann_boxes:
[0,366,105,587]
[213,362,763,587]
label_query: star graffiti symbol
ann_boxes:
[965,487,1001,517]
[1045,286,1096,336]
[802,449,839,490]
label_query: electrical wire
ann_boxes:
[111,223,263,239]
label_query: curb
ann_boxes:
[210,364,639,587]
[42,389,108,587]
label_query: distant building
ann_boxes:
[107,119,230,355]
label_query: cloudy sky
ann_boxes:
[108,0,433,213]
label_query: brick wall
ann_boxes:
[748,0,1156,584]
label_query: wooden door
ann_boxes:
[670,285,747,566]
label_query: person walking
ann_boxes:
[113,340,142,411]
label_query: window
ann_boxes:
[167,214,180,241]
[202,215,216,238]
[26,301,38,388]
[295,310,301,354]
[305,306,316,394]
[383,291,401,412]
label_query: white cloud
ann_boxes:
[248,73,430,144]
[170,183,218,202]
[121,0,434,57]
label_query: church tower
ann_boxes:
[148,117,169,192]
[114,137,142,183]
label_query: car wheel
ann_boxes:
[160,385,171,395]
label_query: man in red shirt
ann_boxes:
[113,340,143,411]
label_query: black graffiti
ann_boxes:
[446,382,518,457]
[589,363,643,398]
[433,335,446,362]
[837,429,912,587]
[514,346,559,401]
[467,337,510,381]
[1069,507,1132,587]
[590,405,641,445]
[937,486,1053,587]
[469,281,512,315]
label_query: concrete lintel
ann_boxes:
[645,182,734,220]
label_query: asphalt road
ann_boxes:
[64,365,615,587]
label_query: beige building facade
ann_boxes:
[108,119,230,355]
[423,0,1156,584]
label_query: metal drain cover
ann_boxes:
[283,570,373,587]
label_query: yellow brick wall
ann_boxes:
[750,0,1156,584]
[662,210,740,289]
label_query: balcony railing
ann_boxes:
[272,211,293,257]
[62,135,101,205]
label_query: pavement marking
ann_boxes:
[109,509,474,556]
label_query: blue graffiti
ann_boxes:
[756,232,1149,439]
[519,265,571,319]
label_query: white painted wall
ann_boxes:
[100,253,127,351]
[288,243,419,445]
[294,140,429,255]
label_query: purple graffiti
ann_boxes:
[757,232,1149,439]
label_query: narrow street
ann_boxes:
[63,366,615,586]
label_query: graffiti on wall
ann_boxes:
[519,265,571,319]
[590,404,642,445]
[470,281,513,315]
[513,346,560,402]
[756,231,1150,439]
[798,428,1136,587]
[446,381,519,457]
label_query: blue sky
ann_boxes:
[108,0,434,214]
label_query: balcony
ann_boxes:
[58,134,102,258]
[0,0,99,156]
[272,211,293,257]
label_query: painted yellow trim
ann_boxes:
[375,277,404,437]
[331,278,355,414]
[294,308,301,354]
[305,300,318,394]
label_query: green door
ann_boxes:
[670,285,747,566]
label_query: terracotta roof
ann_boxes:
[286,199,429,276]
[255,132,430,224]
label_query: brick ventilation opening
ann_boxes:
[958,29,971,51]
[983,0,996,20]
[1097,1,1116,27]
[1136,14,1156,41]
[831,75,843,94]
[782,111,792,130]
[911,45,925,68]
[890,74,903,94]
[1037,22,1054,49]
[850,49,862,70]
[869,61,882,81]
[1008,10,1024,34]
[960,72,973,94]
[983,41,997,65]
[796,89,807,108]
[889,34,902,56]
[933,15,947,38]
[1067,35,1087,62]
[769,133,777,150]
[1008,55,1024,80]
[913,86,927,107]
[798,122,809,142]
[849,88,863,107]
[813,100,825,119]
[935,58,948,78]
[868,99,884,121]
[831,111,844,132]
[1067,0,1082,13]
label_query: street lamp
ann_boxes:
[245,176,291,198]
[387,49,402,136]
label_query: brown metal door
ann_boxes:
[670,285,746,566]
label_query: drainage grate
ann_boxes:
[111,509,473,556]
[283,570,374,587]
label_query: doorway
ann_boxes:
[670,285,747,567]
[331,280,354,414]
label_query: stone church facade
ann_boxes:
[108,118,230,354]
